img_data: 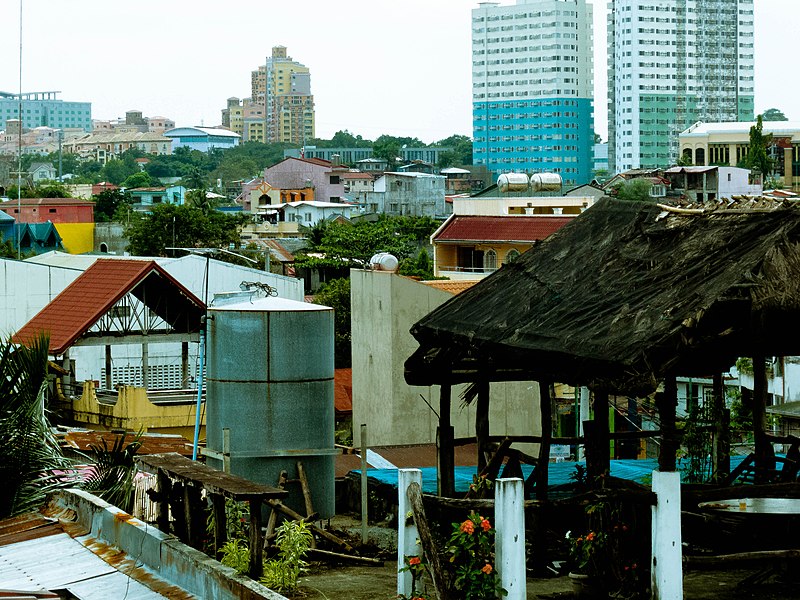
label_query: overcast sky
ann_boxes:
[1,1,796,144]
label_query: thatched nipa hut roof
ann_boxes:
[405,197,800,395]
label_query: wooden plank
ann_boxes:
[155,469,171,534]
[711,372,730,484]
[249,498,263,579]
[407,482,451,600]
[297,462,317,549]
[212,493,227,559]
[307,548,384,566]
[265,471,288,547]
[137,453,287,500]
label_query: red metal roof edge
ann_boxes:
[434,215,573,243]
[14,259,205,355]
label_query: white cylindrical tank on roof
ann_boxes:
[370,252,399,271]
[530,172,562,192]
[497,173,530,193]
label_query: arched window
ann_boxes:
[484,249,497,271]
[99,242,109,253]
[505,248,520,264]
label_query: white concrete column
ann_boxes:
[651,470,683,600]
[397,468,422,597]
[495,477,526,600]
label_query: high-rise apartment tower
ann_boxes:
[608,0,755,172]
[472,0,595,186]
[250,46,315,145]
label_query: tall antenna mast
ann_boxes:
[16,0,22,259]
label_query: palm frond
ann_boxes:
[80,429,144,512]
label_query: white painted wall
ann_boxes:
[351,269,541,447]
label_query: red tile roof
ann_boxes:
[13,259,205,355]
[435,215,573,243]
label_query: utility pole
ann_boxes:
[16,0,23,260]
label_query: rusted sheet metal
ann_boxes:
[63,430,192,456]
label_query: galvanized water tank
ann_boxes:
[205,297,336,518]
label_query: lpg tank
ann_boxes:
[205,297,336,518]
[530,172,562,192]
[497,173,530,193]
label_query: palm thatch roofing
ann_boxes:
[405,197,800,395]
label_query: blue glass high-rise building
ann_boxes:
[0,91,91,132]
[472,0,594,186]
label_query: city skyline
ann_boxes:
[0,1,797,144]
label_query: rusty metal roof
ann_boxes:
[0,512,193,599]
[334,368,352,413]
[61,430,192,456]
[434,215,573,243]
[13,259,205,355]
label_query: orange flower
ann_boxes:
[408,556,421,566]
[460,519,475,534]
[481,518,491,532]
[586,532,595,541]
[482,563,493,574]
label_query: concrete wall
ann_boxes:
[94,222,128,254]
[351,269,541,447]
[0,258,82,336]
[54,222,95,254]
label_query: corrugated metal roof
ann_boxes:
[434,215,572,243]
[13,259,205,355]
[0,526,190,599]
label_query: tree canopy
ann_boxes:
[312,277,351,368]
[744,115,774,177]
[296,215,439,269]
[93,189,132,222]
[761,108,788,122]
[125,204,244,256]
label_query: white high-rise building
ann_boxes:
[608,0,755,172]
[472,0,595,186]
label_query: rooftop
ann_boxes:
[434,215,573,243]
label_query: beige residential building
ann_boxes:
[679,121,800,189]
[63,131,172,164]
[250,46,315,144]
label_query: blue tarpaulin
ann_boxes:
[356,456,749,497]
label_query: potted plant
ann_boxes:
[566,501,644,599]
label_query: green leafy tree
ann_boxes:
[121,171,153,189]
[398,248,436,279]
[296,218,418,269]
[101,159,139,185]
[93,189,132,222]
[761,108,788,122]
[328,130,372,148]
[313,277,351,368]
[125,203,243,256]
[743,115,774,177]
[372,136,402,167]
[614,179,654,202]
[435,134,473,167]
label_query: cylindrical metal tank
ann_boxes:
[370,252,399,271]
[530,172,562,192]
[205,297,336,518]
[497,173,530,193]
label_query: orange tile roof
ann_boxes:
[421,280,479,295]
[435,215,573,243]
[13,259,205,355]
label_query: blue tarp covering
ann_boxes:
[357,456,749,497]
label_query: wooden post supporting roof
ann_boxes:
[438,382,455,498]
[711,372,730,484]
[535,381,552,501]
[658,376,678,472]
[594,390,611,477]
[752,355,775,482]
[476,380,490,473]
